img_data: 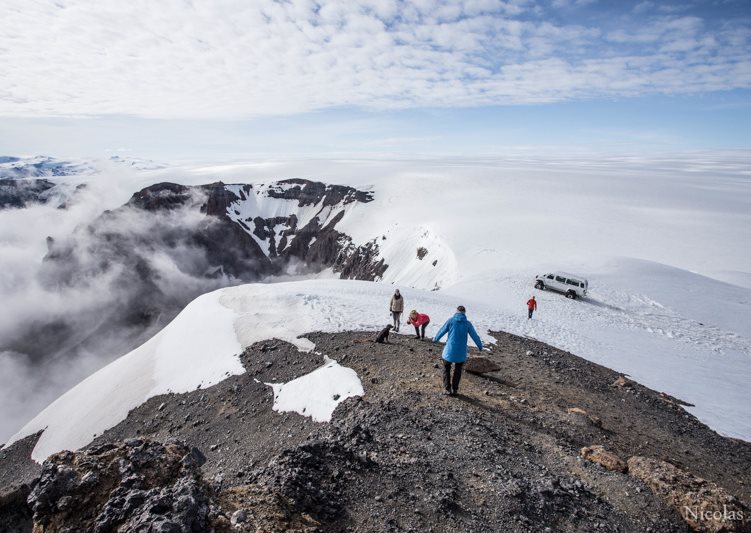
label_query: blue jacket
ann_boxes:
[433,312,483,363]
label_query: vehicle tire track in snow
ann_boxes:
[589,287,751,356]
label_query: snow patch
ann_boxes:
[267,356,364,422]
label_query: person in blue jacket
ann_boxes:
[433,305,483,396]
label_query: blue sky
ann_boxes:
[1,0,749,158]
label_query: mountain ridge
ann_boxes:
[2,330,749,532]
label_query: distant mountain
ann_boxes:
[0,156,94,209]
[108,155,166,171]
[0,155,93,180]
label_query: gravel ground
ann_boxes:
[2,329,750,532]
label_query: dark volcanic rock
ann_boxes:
[266,178,373,207]
[464,355,502,374]
[0,482,33,533]
[0,431,42,532]
[65,179,382,288]
[126,182,194,211]
[27,439,217,533]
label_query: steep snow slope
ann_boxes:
[3,154,750,458]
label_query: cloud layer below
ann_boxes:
[1,0,749,118]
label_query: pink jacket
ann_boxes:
[408,313,430,327]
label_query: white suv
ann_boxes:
[534,272,588,299]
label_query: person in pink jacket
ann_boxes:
[407,309,431,340]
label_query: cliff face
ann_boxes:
[116,179,383,281]
[3,330,750,532]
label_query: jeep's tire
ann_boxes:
[566,290,577,300]
[535,281,544,290]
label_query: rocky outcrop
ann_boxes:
[465,355,502,374]
[127,181,196,211]
[580,445,628,473]
[27,439,219,533]
[0,482,33,533]
[613,375,634,388]
[627,456,750,532]
[264,178,372,207]
[565,407,603,428]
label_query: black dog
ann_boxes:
[375,324,393,344]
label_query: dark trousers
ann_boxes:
[443,360,464,393]
[528,308,534,319]
[413,320,430,339]
[392,311,401,331]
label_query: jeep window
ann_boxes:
[579,282,585,288]
[566,279,579,286]
[547,275,554,279]
[555,276,565,283]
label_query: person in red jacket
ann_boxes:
[527,296,537,319]
[407,309,431,339]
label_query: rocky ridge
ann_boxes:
[2,329,750,532]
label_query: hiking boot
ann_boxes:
[415,336,421,340]
[443,390,452,396]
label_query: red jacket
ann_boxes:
[527,299,537,310]
[408,313,430,327]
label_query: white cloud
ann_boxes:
[551,0,598,8]
[0,0,748,119]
